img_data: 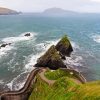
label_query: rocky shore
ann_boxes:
[0,35,87,100]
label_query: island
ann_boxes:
[0,35,100,100]
[0,7,21,15]
[42,7,78,17]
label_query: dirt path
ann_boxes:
[70,78,82,84]
[39,68,82,85]
[39,69,55,85]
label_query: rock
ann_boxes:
[0,43,11,48]
[35,45,66,70]
[59,52,66,60]
[24,33,31,37]
[56,35,73,57]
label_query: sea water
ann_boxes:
[0,14,100,91]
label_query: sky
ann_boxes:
[0,0,100,13]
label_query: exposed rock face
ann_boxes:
[56,35,73,57]
[35,45,66,70]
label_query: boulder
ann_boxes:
[35,45,66,70]
[56,35,73,57]
[24,33,31,37]
[0,43,11,48]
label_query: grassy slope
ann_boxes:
[29,69,100,100]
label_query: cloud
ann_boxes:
[91,0,100,2]
[0,0,100,12]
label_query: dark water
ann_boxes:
[0,14,100,90]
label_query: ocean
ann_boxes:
[0,14,100,91]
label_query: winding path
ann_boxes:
[0,68,42,100]
[0,67,86,100]
[39,69,55,85]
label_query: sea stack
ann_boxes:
[35,45,66,70]
[56,35,73,57]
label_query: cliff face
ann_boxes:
[0,7,20,15]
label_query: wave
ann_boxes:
[71,41,79,49]
[24,39,80,71]
[0,80,4,84]
[24,39,59,71]
[0,44,14,58]
[7,72,28,91]
[92,34,100,43]
[0,32,37,58]
[5,39,80,90]
[2,32,36,43]
[64,56,83,66]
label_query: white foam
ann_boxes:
[0,80,4,84]
[64,55,83,67]
[2,32,36,43]
[92,34,100,43]
[24,54,41,71]
[0,32,37,57]
[6,39,80,90]
[71,41,79,49]
[7,72,27,90]
[0,45,13,57]
[24,39,79,71]
[24,39,59,71]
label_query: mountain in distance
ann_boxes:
[42,7,78,16]
[0,7,21,15]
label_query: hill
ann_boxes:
[42,7,78,16]
[0,7,20,15]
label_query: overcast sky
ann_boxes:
[0,0,100,13]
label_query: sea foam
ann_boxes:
[24,39,59,71]
[0,44,13,58]
[92,34,100,43]
[2,32,35,43]
[0,32,36,57]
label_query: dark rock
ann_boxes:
[35,45,66,70]
[24,33,31,37]
[0,43,11,48]
[56,35,73,57]
[59,52,66,60]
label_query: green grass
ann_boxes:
[44,69,74,80]
[29,69,100,100]
[60,35,71,47]
[29,76,78,100]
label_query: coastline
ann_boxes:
[0,66,86,100]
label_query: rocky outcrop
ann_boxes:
[24,33,31,37]
[56,35,73,57]
[0,43,11,49]
[35,45,66,70]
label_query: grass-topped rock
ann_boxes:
[35,45,66,70]
[56,35,73,57]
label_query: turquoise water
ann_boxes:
[0,14,100,90]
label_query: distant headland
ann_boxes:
[0,7,21,15]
